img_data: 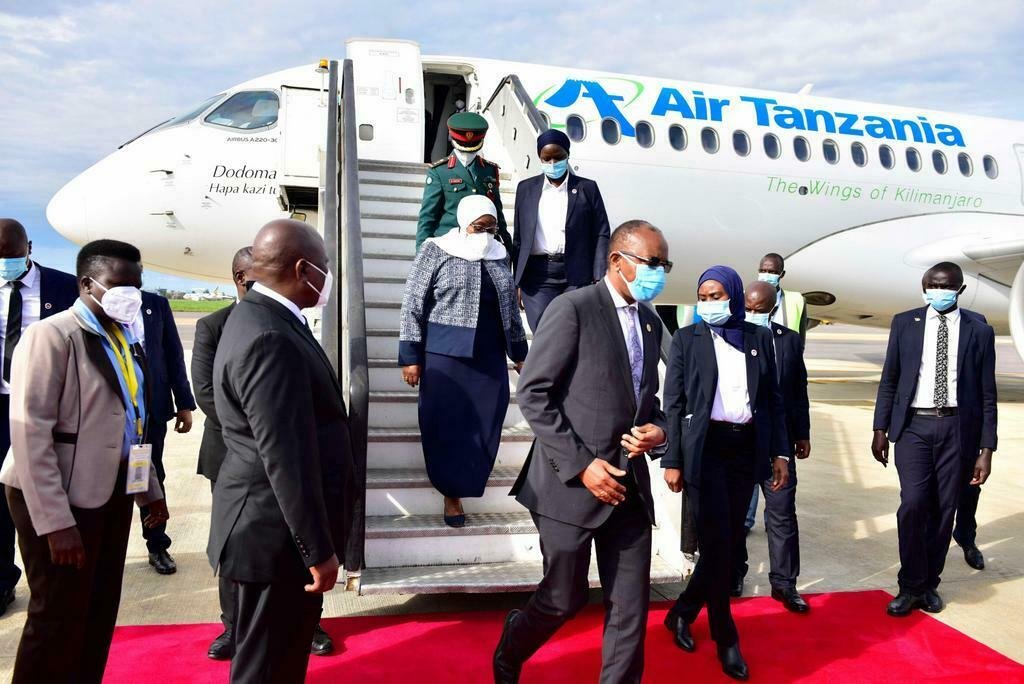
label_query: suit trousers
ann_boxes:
[0,394,23,593]
[673,426,756,647]
[953,480,981,548]
[210,479,238,631]
[503,492,652,684]
[735,457,800,590]
[6,482,133,684]
[230,578,323,684]
[139,420,171,553]
[895,414,965,593]
[520,256,578,333]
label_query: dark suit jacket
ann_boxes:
[139,291,195,423]
[191,302,234,480]
[207,290,353,583]
[511,282,667,529]
[873,306,997,456]
[511,174,611,287]
[771,322,810,442]
[37,264,80,319]
[662,321,790,489]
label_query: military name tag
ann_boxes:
[449,178,463,185]
[126,444,153,495]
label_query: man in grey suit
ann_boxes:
[494,221,671,684]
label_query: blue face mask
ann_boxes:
[747,311,771,328]
[0,257,28,282]
[617,255,665,303]
[922,288,959,313]
[758,272,781,288]
[697,299,732,326]
[539,158,569,180]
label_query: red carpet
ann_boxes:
[105,590,1023,682]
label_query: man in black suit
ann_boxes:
[0,218,79,616]
[733,281,811,613]
[872,262,997,616]
[133,288,196,575]
[495,221,669,684]
[194,246,334,660]
[208,220,353,682]
[661,265,790,681]
[512,129,611,331]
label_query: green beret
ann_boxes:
[447,112,489,133]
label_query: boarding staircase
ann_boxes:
[327,61,685,594]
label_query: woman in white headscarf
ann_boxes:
[399,195,528,526]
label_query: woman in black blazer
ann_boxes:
[511,129,611,332]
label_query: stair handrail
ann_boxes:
[338,58,370,577]
[482,74,549,183]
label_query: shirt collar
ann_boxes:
[542,175,569,193]
[603,276,635,310]
[926,305,961,323]
[453,149,478,169]
[72,298,140,344]
[1,260,36,288]
[252,282,304,322]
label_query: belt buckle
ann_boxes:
[937,407,953,417]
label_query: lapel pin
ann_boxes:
[572,188,578,194]
[914,317,921,322]
[645,323,652,332]
[751,349,758,357]
[776,329,782,335]
[146,309,153,315]
[44,302,52,310]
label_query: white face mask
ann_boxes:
[90,280,143,325]
[463,231,492,260]
[306,262,333,308]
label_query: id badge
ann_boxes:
[126,444,152,495]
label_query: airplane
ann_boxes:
[46,38,1024,359]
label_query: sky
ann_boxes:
[1,0,1022,290]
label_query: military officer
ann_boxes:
[416,112,511,251]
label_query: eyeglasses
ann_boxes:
[618,251,673,273]
[468,221,498,234]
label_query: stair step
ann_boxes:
[369,424,533,443]
[363,278,407,301]
[358,158,512,181]
[367,465,520,489]
[364,257,413,281]
[367,435,531,470]
[360,194,422,204]
[359,555,683,595]
[365,466,523,516]
[369,390,524,429]
[370,390,518,404]
[369,357,520,393]
[358,179,516,201]
[363,235,416,259]
[365,511,539,566]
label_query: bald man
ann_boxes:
[207,221,353,682]
[0,218,78,616]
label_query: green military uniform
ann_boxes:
[416,111,511,251]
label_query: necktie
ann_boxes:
[934,314,948,408]
[3,280,24,383]
[625,306,643,404]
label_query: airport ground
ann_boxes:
[0,316,1021,676]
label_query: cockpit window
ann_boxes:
[122,93,225,146]
[205,91,280,130]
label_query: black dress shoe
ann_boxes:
[730,578,744,598]
[310,623,333,655]
[717,643,749,681]
[663,611,696,652]
[148,550,177,575]
[493,609,522,684]
[0,588,14,617]
[886,592,925,616]
[208,630,233,660]
[962,544,985,570]
[771,587,810,613]
[922,589,944,614]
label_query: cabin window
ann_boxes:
[636,121,655,148]
[823,139,839,164]
[906,147,922,172]
[933,150,948,174]
[879,145,895,170]
[539,112,551,130]
[205,90,280,130]
[733,130,750,156]
[701,127,719,153]
[983,155,998,179]
[958,152,973,177]
[601,117,621,145]
[358,124,374,141]
[669,124,687,151]
[566,114,586,142]
[793,136,810,162]
[763,133,781,159]
[851,142,867,167]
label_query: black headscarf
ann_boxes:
[536,129,571,155]
[698,265,745,351]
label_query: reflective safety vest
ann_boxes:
[781,289,805,334]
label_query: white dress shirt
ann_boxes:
[912,306,960,408]
[603,277,643,358]
[532,175,569,255]
[709,329,753,424]
[252,283,304,323]
[0,262,40,395]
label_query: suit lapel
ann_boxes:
[906,307,927,381]
[636,304,659,420]
[694,323,718,404]
[956,312,974,396]
[595,284,636,411]
[744,325,760,406]
[82,332,127,407]
[564,174,580,226]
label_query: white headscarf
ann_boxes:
[427,195,507,262]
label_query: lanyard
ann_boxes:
[105,324,143,440]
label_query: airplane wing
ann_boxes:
[962,238,1024,362]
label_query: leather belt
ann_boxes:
[914,407,959,417]
[709,420,753,432]
[528,253,564,262]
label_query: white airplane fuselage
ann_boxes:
[47,39,1024,332]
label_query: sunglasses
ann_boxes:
[618,251,674,273]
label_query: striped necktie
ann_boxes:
[625,305,643,404]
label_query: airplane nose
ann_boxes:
[46,176,89,245]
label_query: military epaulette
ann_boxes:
[429,157,449,169]
[478,156,500,169]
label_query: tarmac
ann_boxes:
[0,316,1021,676]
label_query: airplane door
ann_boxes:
[281,87,326,182]
[346,39,424,162]
[1016,144,1024,206]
